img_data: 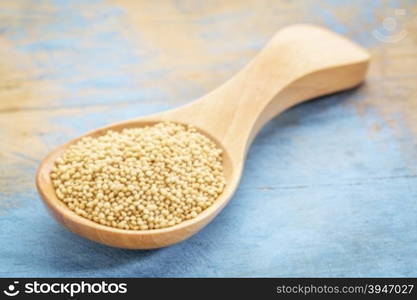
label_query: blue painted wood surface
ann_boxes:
[1,0,416,277]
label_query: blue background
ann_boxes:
[1,0,416,277]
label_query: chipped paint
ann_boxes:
[0,36,61,200]
[1,0,417,276]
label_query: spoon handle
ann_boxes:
[173,24,370,158]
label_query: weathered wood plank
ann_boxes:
[0,0,416,276]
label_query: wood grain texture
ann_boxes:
[1,0,417,275]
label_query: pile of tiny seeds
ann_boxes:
[50,122,226,230]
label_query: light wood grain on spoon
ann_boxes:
[36,24,370,249]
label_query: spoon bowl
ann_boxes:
[36,118,239,248]
[36,24,370,248]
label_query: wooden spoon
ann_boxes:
[36,24,370,249]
